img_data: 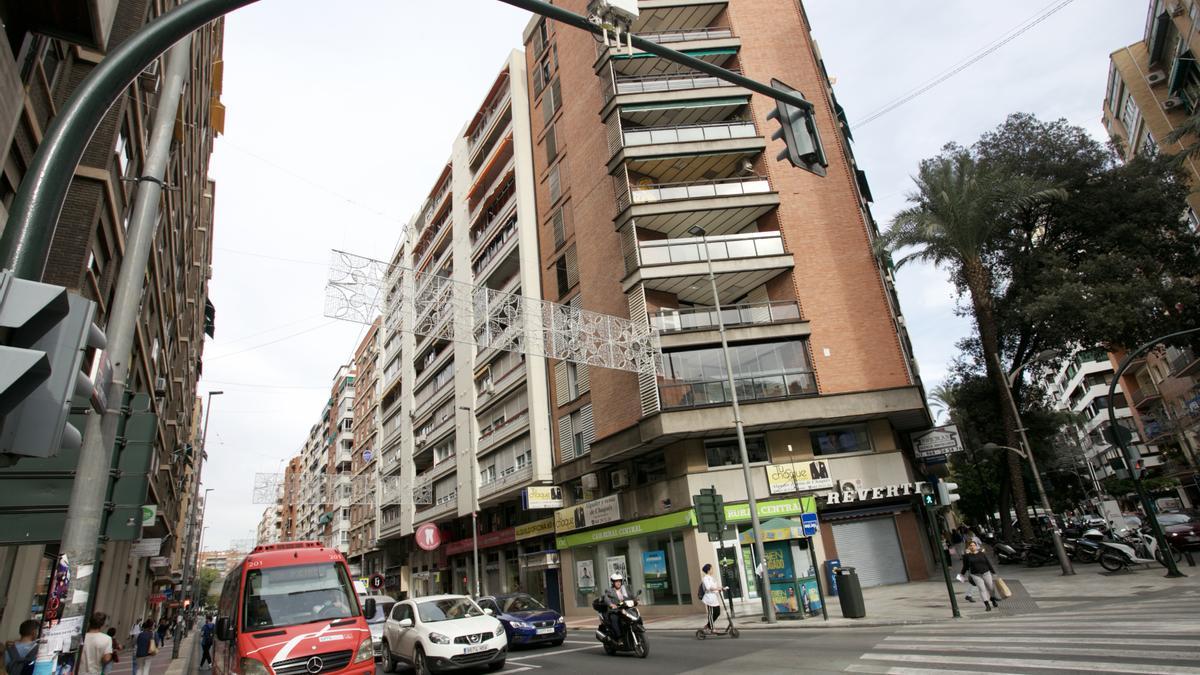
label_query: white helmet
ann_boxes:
[610,573,624,584]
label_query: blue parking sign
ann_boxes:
[801,512,819,537]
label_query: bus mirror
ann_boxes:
[216,617,233,641]
[363,598,376,620]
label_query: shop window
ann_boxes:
[704,435,768,468]
[571,530,692,609]
[810,424,872,456]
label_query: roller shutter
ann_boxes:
[831,517,908,588]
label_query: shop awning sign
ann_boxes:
[554,494,621,534]
[515,517,556,541]
[131,538,162,558]
[911,424,963,459]
[724,496,817,524]
[765,460,833,495]
[522,486,564,510]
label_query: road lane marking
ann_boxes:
[880,643,1200,660]
[508,645,602,660]
[885,635,1200,647]
[863,653,1200,674]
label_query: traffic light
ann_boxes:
[937,481,961,507]
[765,78,828,177]
[0,271,106,465]
[692,488,726,539]
[1125,444,1144,479]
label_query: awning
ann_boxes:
[738,517,806,544]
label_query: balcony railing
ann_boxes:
[618,175,771,212]
[480,464,533,499]
[623,120,756,148]
[650,301,799,334]
[478,409,529,452]
[1167,348,1200,377]
[1130,385,1162,409]
[639,27,734,44]
[469,89,512,152]
[659,370,817,410]
[639,231,784,267]
[605,69,742,102]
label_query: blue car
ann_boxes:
[477,593,566,647]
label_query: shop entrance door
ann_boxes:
[544,568,561,613]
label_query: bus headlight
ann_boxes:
[353,638,374,663]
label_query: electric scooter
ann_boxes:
[695,586,739,640]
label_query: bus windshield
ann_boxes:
[242,562,359,631]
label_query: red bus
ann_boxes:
[212,542,376,675]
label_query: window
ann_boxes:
[544,124,558,164]
[115,129,132,176]
[515,448,531,469]
[705,435,769,468]
[555,256,570,297]
[1121,92,1141,132]
[551,205,567,248]
[566,362,580,400]
[480,464,496,486]
[810,425,872,456]
[548,163,562,204]
[542,79,562,125]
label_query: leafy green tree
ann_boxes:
[197,566,221,604]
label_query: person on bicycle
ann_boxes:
[700,563,728,632]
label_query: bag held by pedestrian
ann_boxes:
[995,577,1012,599]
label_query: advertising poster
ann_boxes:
[642,551,668,590]
[763,541,793,583]
[605,555,627,580]
[576,560,596,593]
[741,547,757,597]
[765,460,833,495]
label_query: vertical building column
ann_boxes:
[0,545,46,638]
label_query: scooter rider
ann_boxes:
[601,573,630,641]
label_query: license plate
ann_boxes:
[535,627,555,635]
[463,644,489,654]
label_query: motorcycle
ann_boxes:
[593,590,649,658]
[994,541,1022,565]
[1114,527,1183,567]
[1066,530,1104,564]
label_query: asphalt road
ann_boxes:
[371,583,1200,674]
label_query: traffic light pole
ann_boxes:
[922,497,961,619]
[54,36,195,631]
[1105,328,1199,579]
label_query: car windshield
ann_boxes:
[367,601,395,624]
[417,598,483,623]
[242,563,359,631]
[501,595,546,613]
[1158,514,1194,526]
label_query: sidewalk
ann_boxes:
[566,559,1200,631]
[106,631,198,675]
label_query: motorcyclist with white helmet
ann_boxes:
[600,573,630,641]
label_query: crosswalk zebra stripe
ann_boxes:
[896,626,1198,636]
[844,666,1024,675]
[860,653,1200,674]
[884,635,1199,647]
[878,643,1200,660]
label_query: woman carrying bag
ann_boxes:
[960,541,1001,611]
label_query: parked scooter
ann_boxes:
[1066,529,1105,564]
[594,590,649,658]
[1115,527,1183,566]
[994,541,1022,565]
[1098,536,1159,572]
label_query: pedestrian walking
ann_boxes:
[135,620,157,675]
[199,616,215,669]
[127,619,140,675]
[102,629,120,675]
[155,618,168,648]
[80,613,114,675]
[5,620,40,675]
[959,541,1000,611]
[699,564,726,633]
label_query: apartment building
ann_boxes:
[256,505,281,545]
[280,455,303,541]
[375,50,558,605]
[520,0,931,620]
[349,320,383,575]
[0,0,223,639]
[1102,0,1200,505]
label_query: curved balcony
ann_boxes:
[659,369,817,410]
[623,231,793,304]
[596,27,740,78]
[615,175,779,237]
[607,119,763,175]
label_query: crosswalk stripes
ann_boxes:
[843,593,1200,674]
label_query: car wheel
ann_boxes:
[380,643,394,673]
[414,646,434,675]
[550,639,563,647]
[487,660,505,671]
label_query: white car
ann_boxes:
[381,594,507,674]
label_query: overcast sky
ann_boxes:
[199,0,1146,550]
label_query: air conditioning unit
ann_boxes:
[581,473,599,490]
[154,376,168,397]
[1147,70,1168,86]
[610,469,629,490]
[1164,96,1184,111]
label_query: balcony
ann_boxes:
[607,118,763,175]
[479,464,533,503]
[659,370,818,410]
[477,409,530,454]
[415,489,458,523]
[624,232,794,305]
[468,87,512,164]
[1130,385,1162,410]
[615,175,779,237]
[471,216,519,282]
[649,301,808,348]
[601,68,748,118]
[596,27,740,78]
[1168,348,1200,378]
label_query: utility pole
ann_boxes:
[52,36,193,632]
[690,226,775,624]
[458,406,481,597]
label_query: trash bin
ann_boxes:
[835,567,865,619]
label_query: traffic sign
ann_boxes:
[415,523,441,551]
[362,449,373,462]
[801,512,819,537]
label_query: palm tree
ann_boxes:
[879,151,1065,541]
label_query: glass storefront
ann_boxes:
[570,530,692,608]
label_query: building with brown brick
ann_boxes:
[0,0,222,638]
[520,0,932,619]
[349,319,383,574]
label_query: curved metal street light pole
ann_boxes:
[1105,328,1199,579]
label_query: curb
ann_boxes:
[568,615,963,632]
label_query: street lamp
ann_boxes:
[988,349,1074,575]
[687,225,776,624]
[457,405,481,597]
[174,390,222,658]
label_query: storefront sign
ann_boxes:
[415,523,442,551]
[556,509,695,549]
[131,538,162,557]
[149,556,169,569]
[911,424,963,459]
[577,560,596,593]
[643,551,668,590]
[515,517,556,541]
[445,527,515,556]
[724,496,817,524]
[522,486,564,510]
[554,494,621,534]
[821,482,926,505]
[141,505,157,527]
[765,460,833,494]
